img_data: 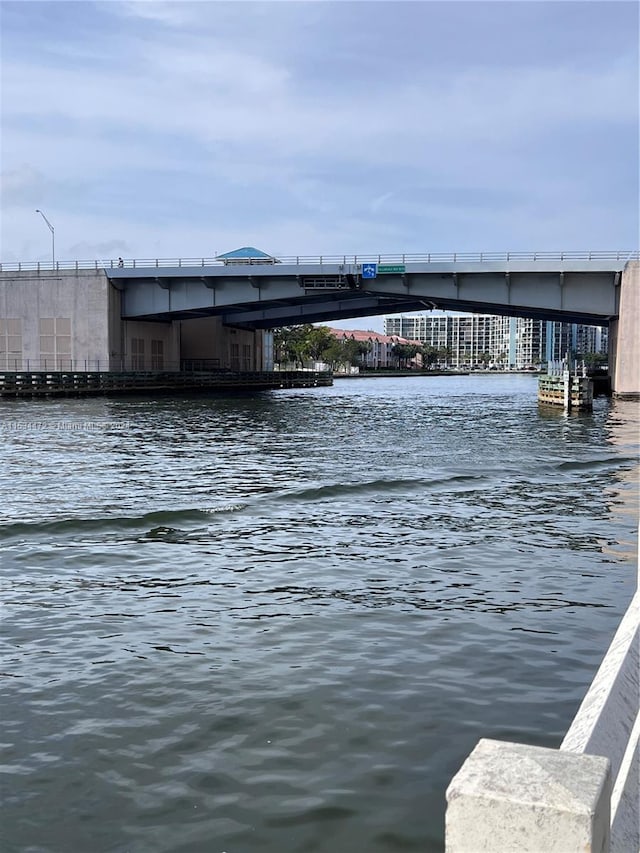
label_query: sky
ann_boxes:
[1,0,638,332]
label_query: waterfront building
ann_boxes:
[384,313,608,369]
[327,328,421,369]
[385,312,503,367]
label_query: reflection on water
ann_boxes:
[601,399,640,561]
[0,375,637,853]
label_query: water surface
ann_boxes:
[1,375,637,852]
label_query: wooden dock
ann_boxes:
[0,370,333,399]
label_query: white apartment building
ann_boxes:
[384,313,608,369]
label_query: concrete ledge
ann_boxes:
[561,592,638,772]
[446,738,611,853]
[445,524,638,852]
[610,712,639,853]
[561,591,639,853]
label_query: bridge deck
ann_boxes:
[2,251,636,328]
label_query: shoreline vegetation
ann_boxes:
[273,324,609,376]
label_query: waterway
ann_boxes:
[1,375,638,853]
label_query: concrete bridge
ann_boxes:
[99,251,634,328]
[108,251,639,398]
[1,251,638,395]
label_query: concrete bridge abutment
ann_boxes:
[610,261,640,399]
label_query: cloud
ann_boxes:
[112,1,197,27]
[66,239,133,257]
[4,47,636,224]
[0,2,637,263]
[370,192,394,214]
[0,165,51,207]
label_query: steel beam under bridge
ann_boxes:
[109,257,629,328]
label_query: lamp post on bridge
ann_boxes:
[35,209,55,269]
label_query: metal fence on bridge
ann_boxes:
[0,250,638,273]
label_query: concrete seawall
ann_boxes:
[445,533,639,853]
[0,369,333,398]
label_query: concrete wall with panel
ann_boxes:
[120,320,180,371]
[179,317,263,371]
[0,270,271,373]
[0,269,111,370]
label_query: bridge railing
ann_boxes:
[0,250,638,273]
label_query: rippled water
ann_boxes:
[1,375,638,853]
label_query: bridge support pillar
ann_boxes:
[611,261,640,399]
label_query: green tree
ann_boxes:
[420,345,439,367]
[273,325,372,371]
[322,339,347,370]
[306,326,334,361]
[273,324,314,367]
[580,352,608,368]
[392,343,419,368]
[437,346,452,367]
[342,339,371,366]
[320,338,371,371]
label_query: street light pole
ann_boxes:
[35,209,55,269]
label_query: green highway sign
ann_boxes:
[378,264,405,274]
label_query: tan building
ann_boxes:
[327,328,421,369]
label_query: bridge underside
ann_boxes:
[112,264,619,329]
[213,292,610,329]
[134,292,612,328]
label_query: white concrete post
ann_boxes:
[445,738,611,853]
[563,368,571,411]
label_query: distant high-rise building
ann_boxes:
[383,313,607,368]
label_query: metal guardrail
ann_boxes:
[0,251,638,273]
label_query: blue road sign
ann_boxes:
[362,263,377,279]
